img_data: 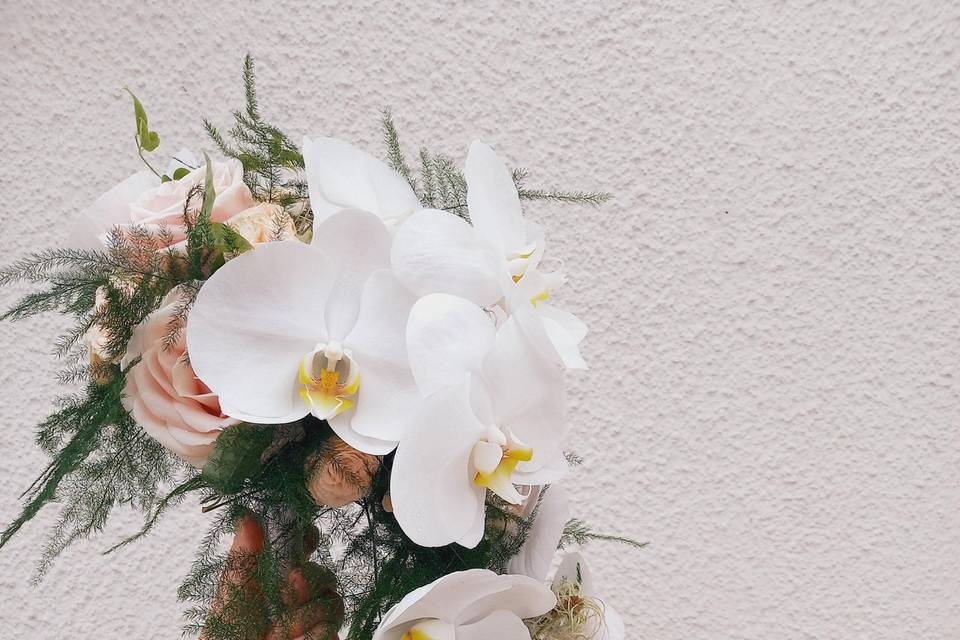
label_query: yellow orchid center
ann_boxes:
[529,288,550,306]
[298,341,360,420]
[507,243,538,283]
[401,619,455,640]
[471,427,533,504]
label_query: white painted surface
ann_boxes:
[1,1,959,637]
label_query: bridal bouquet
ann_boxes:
[0,57,641,639]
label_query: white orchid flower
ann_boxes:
[391,294,568,548]
[506,485,570,581]
[186,209,418,454]
[302,136,423,231]
[391,141,587,369]
[372,569,556,640]
[546,553,625,640]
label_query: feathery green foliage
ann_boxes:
[0,166,228,574]
[560,518,648,551]
[379,111,610,222]
[204,54,310,233]
[0,53,628,640]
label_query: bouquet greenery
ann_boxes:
[0,56,641,640]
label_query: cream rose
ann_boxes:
[227,202,298,245]
[75,153,256,250]
[121,288,239,467]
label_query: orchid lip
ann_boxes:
[299,342,360,420]
[471,427,532,504]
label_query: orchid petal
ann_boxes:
[455,504,487,549]
[513,450,569,486]
[522,220,547,271]
[465,141,526,255]
[456,610,531,640]
[601,601,626,640]
[472,440,503,476]
[345,269,418,443]
[507,485,570,581]
[391,381,486,547]
[505,284,586,369]
[312,209,392,339]
[456,573,557,625]
[553,552,595,594]
[406,294,496,396]
[391,210,502,306]
[539,303,588,370]
[539,302,588,344]
[328,411,398,455]
[481,318,567,472]
[374,570,507,638]
[186,241,332,423]
[303,136,421,227]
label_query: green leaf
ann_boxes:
[125,88,160,152]
[160,175,172,183]
[200,151,216,223]
[172,167,190,180]
[202,423,274,493]
[210,222,254,256]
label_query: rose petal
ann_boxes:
[72,171,159,250]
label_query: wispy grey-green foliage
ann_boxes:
[0,163,244,574]
[204,55,310,233]
[379,110,611,222]
[560,517,648,551]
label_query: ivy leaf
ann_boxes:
[125,89,160,152]
[172,167,190,181]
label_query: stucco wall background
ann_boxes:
[1,1,958,637]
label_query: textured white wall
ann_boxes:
[1,1,959,637]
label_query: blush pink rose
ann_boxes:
[75,153,256,251]
[121,288,239,467]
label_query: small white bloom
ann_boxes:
[372,569,556,640]
[391,294,568,547]
[186,209,419,454]
[391,141,587,369]
[549,553,625,640]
